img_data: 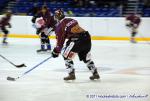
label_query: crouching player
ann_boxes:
[32,5,56,53]
[51,9,100,81]
[126,14,141,43]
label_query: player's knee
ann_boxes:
[82,52,92,63]
[63,51,76,60]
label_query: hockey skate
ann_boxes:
[46,44,51,53]
[130,40,137,43]
[64,70,76,81]
[2,41,8,45]
[46,49,51,53]
[36,49,47,53]
[89,69,100,80]
[130,38,137,43]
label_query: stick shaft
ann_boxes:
[22,56,52,76]
[0,54,16,66]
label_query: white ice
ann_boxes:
[0,38,150,101]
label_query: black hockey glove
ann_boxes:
[31,16,36,23]
[51,48,59,58]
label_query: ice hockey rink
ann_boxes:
[0,38,150,101]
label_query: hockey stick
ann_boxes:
[0,54,26,68]
[7,56,52,81]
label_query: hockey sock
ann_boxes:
[65,59,74,74]
[3,37,7,43]
[41,44,45,50]
[131,32,137,37]
[86,60,97,74]
[45,35,51,50]
[3,34,8,43]
[47,44,51,50]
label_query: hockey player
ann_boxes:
[32,5,56,53]
[0,11,12,44]
[126,14,141,43]
[51,9,100,81]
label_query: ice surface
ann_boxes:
[0,38,150,101]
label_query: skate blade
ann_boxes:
[64,79,76,83]
[36,51,46,54]
[90,78,100,80]
[37,51,51,54]
[90,79,101,82]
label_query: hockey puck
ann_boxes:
[7,77,16,81]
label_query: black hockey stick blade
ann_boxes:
[15,63,26,68]
[7,77,16,81]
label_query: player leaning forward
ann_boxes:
[0,11,12,44]
[32,5,56,52]
[51,9,100,81]
[125,14,141,43]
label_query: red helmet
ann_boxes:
[54,9,65,20]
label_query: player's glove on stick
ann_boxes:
[51,48,59,58]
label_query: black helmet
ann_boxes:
[54,9,65,21]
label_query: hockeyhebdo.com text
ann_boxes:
[86,93,148,99]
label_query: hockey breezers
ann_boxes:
[7,56,52,81]
[0,54,26,68]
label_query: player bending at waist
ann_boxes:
[0,11,12,44]
[51,9,100,81]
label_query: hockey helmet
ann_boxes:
[6,10,12,17]
[41,5,48,13]
[54,9,65,21]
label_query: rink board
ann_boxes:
[0,34,150,41]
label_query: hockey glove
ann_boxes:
[51,48,59,58]
[8,24,12,28]
[31,16,36,23]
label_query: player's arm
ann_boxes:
[54,31,65,52]
[125,17,133,27]
[125,16,132,27]
[134,18,141,28]
[52,25,66,58]
[31,13,41,23]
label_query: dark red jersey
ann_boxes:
[0,15,11,28]
[126,14,141,26]
[35,9,55,28]
[55,18,78,52]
